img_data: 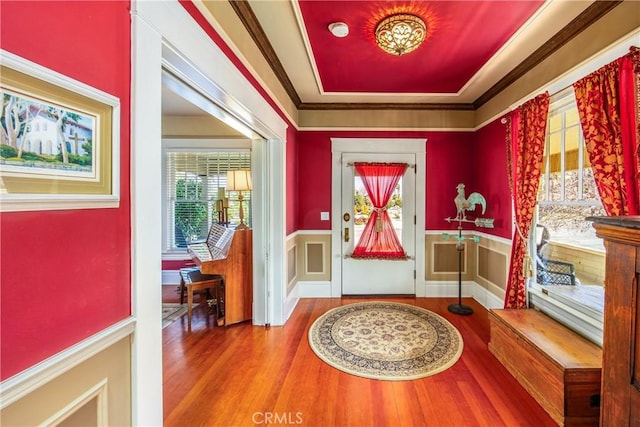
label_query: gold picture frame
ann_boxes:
[0,50,120,212]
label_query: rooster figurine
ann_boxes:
[454,183,486,221]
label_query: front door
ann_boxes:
[341,153,416,294]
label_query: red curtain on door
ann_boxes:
[352,162,408,259]
[573,48,640,216]
[504,92,550,309]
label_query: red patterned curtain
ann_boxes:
[352,162,408,259]
[573,48,640,215]
[504,92,550,309]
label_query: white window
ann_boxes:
[536,92,606,284]
[164,150,251,253]
[528,90,606,346]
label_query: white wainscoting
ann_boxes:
[422,280,503,311]
[0,318,135,410]
[40,378,109,426]
[472,283,504,310]
[298,281,332,298]
[423,280,475,298]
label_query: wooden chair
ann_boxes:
[179,267,224,328]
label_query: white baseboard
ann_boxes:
[422,281,504,310]
[295,279,504,310]
[283,285,300,323]
[472,283,504,310]
[162,270,180,285]
[423,281,474,298]
[298,281,332,298]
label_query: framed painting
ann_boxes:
[0,50,120,212]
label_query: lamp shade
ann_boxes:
[226,170,252,191]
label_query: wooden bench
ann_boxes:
[179,267,224,328]
[488,309,602,426]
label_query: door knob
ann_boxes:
[344,227,349,242]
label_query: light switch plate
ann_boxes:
[320,211,330,221]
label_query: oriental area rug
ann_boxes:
[162,303,188,329]
[308,302,463,380]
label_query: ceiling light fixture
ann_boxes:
[375,14,426,56]
[328,22,349,38]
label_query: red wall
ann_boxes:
[297,131,333,230]
[297,131,476,231]
[0,1,131,380]
[473,117,513,239]
[425,132,475,230]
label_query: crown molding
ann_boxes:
[473,0,622,109]
[228,0,302,107]
[231,0,623,112]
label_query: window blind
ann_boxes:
[165,150,251,250]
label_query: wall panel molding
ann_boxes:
[41,378,108,426]
[304,242,326,275]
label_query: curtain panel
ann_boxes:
[504,92,550,309]
[351,162,408,259]
[573,47,640,216]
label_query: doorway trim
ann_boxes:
[330,138,427,297]
[131,1,287,425]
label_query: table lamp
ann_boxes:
[226,170,252,229]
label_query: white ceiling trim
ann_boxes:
[291,0,325,95]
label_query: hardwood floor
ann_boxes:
[162,292,555,426]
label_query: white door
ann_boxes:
[341,153,416,294]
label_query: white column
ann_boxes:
[130,8,164,427]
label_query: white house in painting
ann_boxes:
[22,108,93,157]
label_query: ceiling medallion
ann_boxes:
[375,13,426,56]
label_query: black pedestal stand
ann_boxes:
[448,226,473,315]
